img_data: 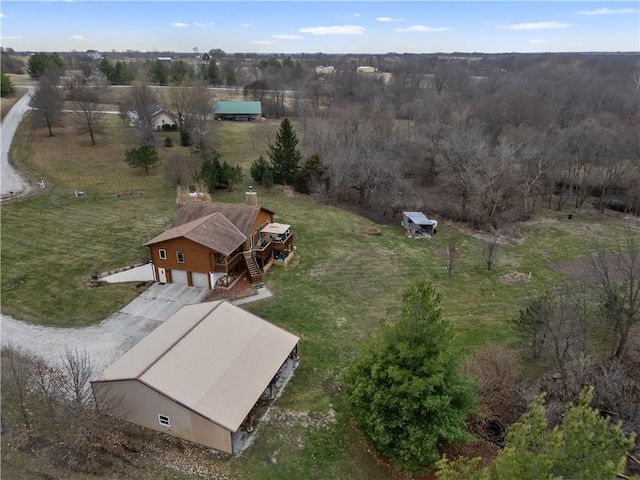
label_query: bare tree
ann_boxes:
[505,127,556,217]
[72,83,106,145]
[439,123,489,217]
[117,101,129,123]
[126,79,160,146]
[1,344,35,431]
[481,226,500,272]
[514,281,593,398]
[163,152,203,187]
[31,69,62,137]
[447,235,460,280]
[589,226,640,359]
[163,80,213,146]
[190,82,215,146]
[60,347,94,412]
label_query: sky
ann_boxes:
[1,1,638,54]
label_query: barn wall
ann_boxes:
[92,380,233,453]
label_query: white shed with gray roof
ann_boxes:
[91,300,299,453]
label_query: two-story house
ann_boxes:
[144,190,294,289]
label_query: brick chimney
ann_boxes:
[245,185,258,205]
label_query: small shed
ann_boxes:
[91,301,299,454]
[214,101,262,121]
[402,211,438,238]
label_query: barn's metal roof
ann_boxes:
[92,301,299,433]
[403,211,437,226]
[214,101,262,115]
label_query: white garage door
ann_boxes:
[192,272,209,288]
[171,269,189,285]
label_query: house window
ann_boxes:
[158,414,170,427]
[158,249,167,260]
[176,251,185,263]
[249,234,254,249]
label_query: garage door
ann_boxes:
[191,272,209,288]
[171,269,189,285]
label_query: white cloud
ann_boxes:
[578,8,637,15]
[299,25,365,35]
[252,40,273,45]
[195,22,214,28]
[0,13,6,18]
[70,34,84,41]
[172,22,188,28]
[240,23,251,28]
[396,25,450,32]
[377,16,404,22]
[530,39,549,44]
[273,34,303,40]
[3,35,22,40]
[501,21,574,30]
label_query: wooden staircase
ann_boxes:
[243,251,263,285]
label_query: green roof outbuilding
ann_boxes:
[214,101,262,116]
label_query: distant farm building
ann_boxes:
[357,66,376,73]
[315,65,335,75]
[85,49,102,60]
[214,101,262,121]
[91,300,300,454]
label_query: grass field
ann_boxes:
[2,106,637,478]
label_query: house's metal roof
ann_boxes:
[262,223,291,235]
[92,301,300,433]
[403,211,436,225]
[214,101,262,116]
[144,212,246,255]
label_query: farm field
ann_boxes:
[1,106,637,479]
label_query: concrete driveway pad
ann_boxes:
[1,283,210,374]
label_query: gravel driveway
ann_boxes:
[0,283,210,374]
[1,87,33,198]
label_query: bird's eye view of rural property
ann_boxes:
[1,1,639,479]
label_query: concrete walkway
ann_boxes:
[102,263,154,283]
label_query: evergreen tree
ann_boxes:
[294,153,326,194]
[150,60,168,85]
[194,144,224,192]
[262,168,274,194]
[98,58,114,81]
[436,387,636,480]
[206,59,220,85]
[112,61,133,85]
[250,155,273,184]
[268,118,303,185]
[221,162,243,191]
[124,145,160,174]
[26,52,65,78]
[1,72,15,97]
[343,281,477,473]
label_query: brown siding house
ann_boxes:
[145,193,294,289]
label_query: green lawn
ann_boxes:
[2,110,635,478]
